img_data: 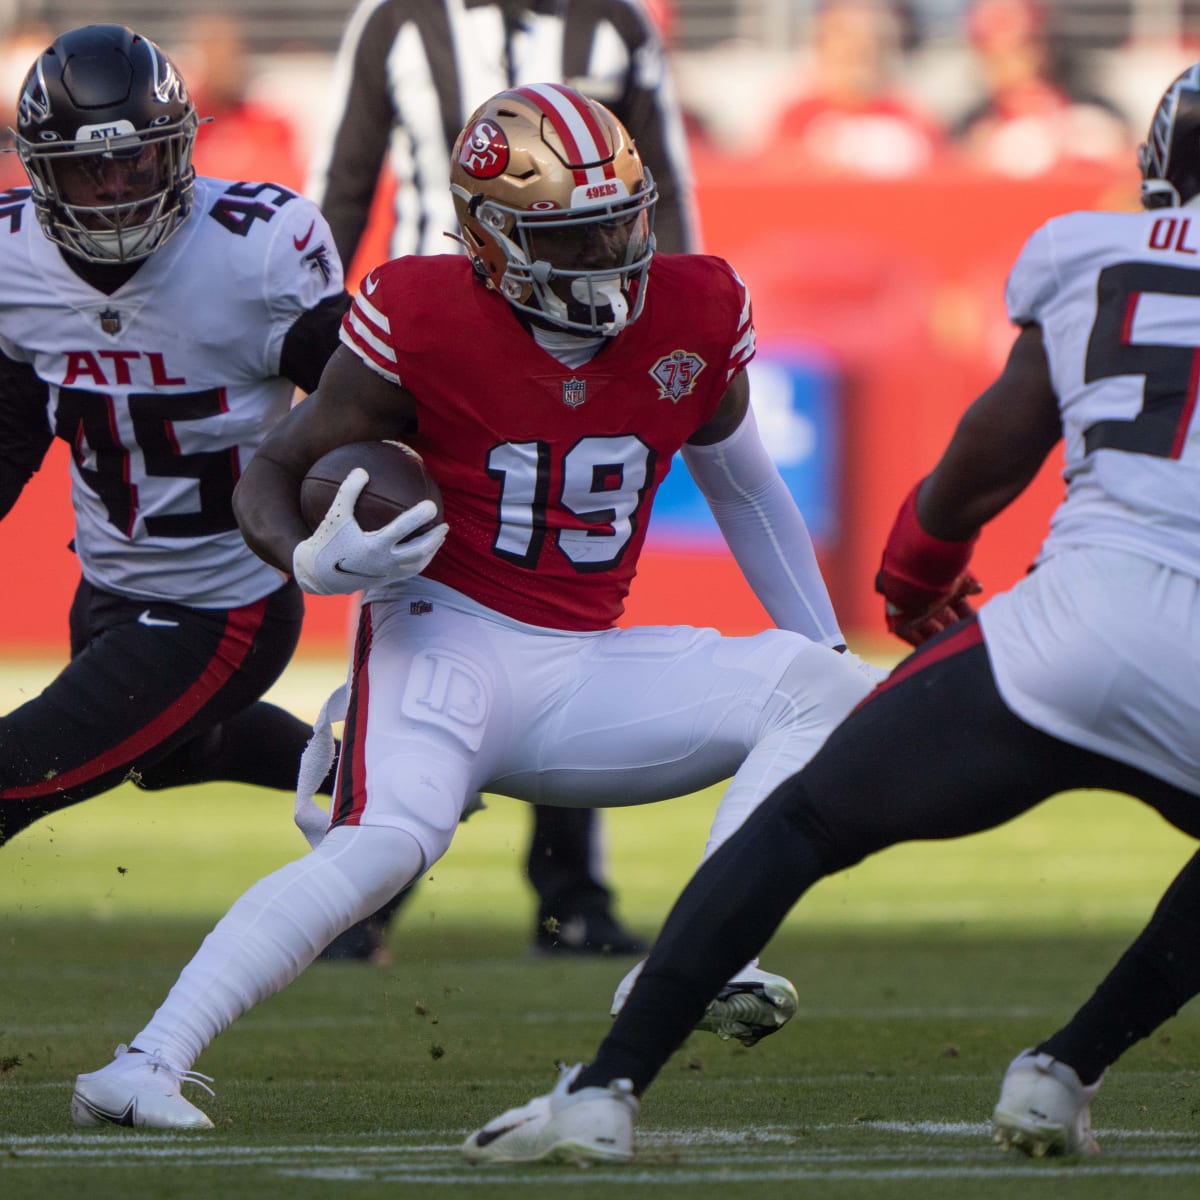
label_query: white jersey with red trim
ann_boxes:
[980,206,1200,792]
[1005,207,1200,578]
[340,252,754,630]
[0,177,343,608]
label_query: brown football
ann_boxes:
[300,440,443,535]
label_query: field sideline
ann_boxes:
[2,655,1199,1197]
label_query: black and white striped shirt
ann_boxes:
[306,0,698,267]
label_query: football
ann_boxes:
[300,440,443,535]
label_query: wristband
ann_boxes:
[881,482,977,589]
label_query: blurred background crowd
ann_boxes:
[4,0,1190,185]
[0,0,1195,644]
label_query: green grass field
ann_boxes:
[2,655,1199,1197]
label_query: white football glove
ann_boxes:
[292,467,449,596]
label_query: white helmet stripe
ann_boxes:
[512,83,616,186]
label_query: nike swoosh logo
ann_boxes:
[73,1092,138,1127]
[331,562,376,578]
[362,271,379,296]
[473,1120,527,1148]
[293,220,316,251]
[138,609,180,628]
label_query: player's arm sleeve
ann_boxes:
[0,348,53,520]
[280,292,354,393]
[304,0,398,269]
[682,404,845,648]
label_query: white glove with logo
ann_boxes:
[292,468,448,596]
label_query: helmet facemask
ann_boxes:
[20,115,198,263]
[468,177,656,335]
[451,83,658,336]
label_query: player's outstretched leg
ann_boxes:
[991,1049,1102,1158]
[462,1063,638,1165]
[71,1045,215,1130]
[611,957,798,1047]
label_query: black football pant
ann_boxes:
[0,577,322,845]
[579,618,1200,1095]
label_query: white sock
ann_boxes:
[132,825,423,1071]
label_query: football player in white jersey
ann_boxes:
[0,25,350,846]
[462,63,1200,1165]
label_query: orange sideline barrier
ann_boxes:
[0,164,1134,656]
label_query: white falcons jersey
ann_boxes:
[981,207,1200,793]
[1006,208,1200,577]
[0,177,343,608]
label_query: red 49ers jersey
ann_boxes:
[341,253,754,630]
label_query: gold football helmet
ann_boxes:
[450,83,657,335]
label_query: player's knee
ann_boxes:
[132,730,220,791]
[337,770,468,866]
[763,641,874,742]
[317,824,427,911]
[779,780,870,875]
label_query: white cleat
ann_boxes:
[71,1044,216,1130]
[611,958,798,1048]
[463,1063,638,1165]
[992,1048,1102,1158]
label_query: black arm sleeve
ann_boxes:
[0,349,53,520]
[309,3,402,269]
[279,291,354,394]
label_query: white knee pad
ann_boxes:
[348,744,472,868]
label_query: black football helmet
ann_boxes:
[1140,62,1200,210]
[13,24,198,262]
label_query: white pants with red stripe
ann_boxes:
[311,579,874,871]
[131,579,873,1074]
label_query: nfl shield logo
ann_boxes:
[99,308,122,335]
[562,377,587,408]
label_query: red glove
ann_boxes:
[875,482,983,647]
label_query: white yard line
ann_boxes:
[6,1121,1200,1186]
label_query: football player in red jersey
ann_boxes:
[0,25,350,849]
[464,65,1200,1166]
[69,83,883,1130]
